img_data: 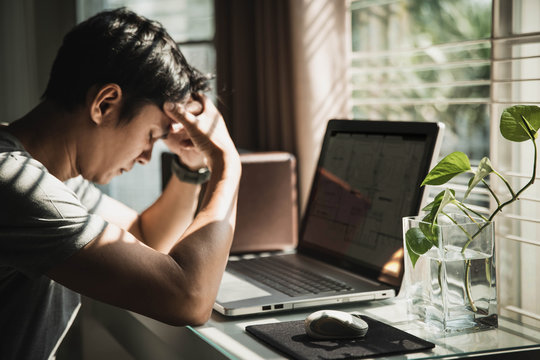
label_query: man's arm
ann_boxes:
[93,174,202,254]
[47,96,241,326]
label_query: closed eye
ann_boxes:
[149,128,170,143]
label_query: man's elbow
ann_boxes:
[159,291,214,326]
[184,307,213,327]
[173,305,213,327]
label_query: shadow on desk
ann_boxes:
[83,297,540,360]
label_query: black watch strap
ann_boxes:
[171,155,210,184]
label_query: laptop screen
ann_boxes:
[299,120,442,288]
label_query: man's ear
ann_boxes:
[89,84,123,126]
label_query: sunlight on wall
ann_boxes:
[290,0,350,212]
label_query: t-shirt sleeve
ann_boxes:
[64,175,105,214]
[0,154,108,278]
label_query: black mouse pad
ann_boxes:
[245,315,435,360]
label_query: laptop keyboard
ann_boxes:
[227,256,353,297]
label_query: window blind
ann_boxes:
[349,0,492,210]
[491,0,540,328]
[350,0,540,328]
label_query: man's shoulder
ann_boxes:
[0,147,59,192]
[0,129,26,153]
[0,130,45,176]
[0,145,80,223]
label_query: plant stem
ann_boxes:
[492,170,516,198]
[487,135,537,223]
[462,221,491,253]
[455,202,488,222]
[437,260,442,289]
[481,178,501,207]
[460,119,537,314]
[443,212,476,247]
[465,260,478,313]
[462,134,537,252]
[485,258,491,285]
[441,211,482,313]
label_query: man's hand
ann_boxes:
[164,94,239,173]
[163,96,207,170]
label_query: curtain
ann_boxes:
[215,0,296,154]
[215,0,349,210]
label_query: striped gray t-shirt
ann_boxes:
[0,130,107,360]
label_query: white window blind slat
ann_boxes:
[504,306,540,322]
[500,171,540,179]
[351,39,491,59]
[352,99,490,106]
[351,60,491,74]
[500,213,540,224]
[502,234,540,247]
[513,195,540,202]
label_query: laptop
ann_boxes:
[214,119,444,316]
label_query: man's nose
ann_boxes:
[137,147,153,165]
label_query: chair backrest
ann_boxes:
[161,151,298,254]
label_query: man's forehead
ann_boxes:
[158,112,174,136]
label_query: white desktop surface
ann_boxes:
[89,296,540,360]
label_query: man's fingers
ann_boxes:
[164,102,197,127]
[164,101,209,151]
[171,122,183,132]
[186,98,204,116]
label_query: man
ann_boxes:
[0,8,240,359]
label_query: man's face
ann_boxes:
[83,103,172,184]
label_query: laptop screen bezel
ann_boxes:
[297,119,443,291]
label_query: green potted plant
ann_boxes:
[402,105,540,333]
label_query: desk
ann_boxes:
[90,297,540,359]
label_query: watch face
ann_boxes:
[172,155,210,184]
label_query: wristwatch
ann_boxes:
[171,155,211,184]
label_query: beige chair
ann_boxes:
[161,151,298,254]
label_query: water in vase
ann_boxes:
[408,245,497,332]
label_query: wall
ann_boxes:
[0,0,76,123]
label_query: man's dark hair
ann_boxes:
[42,7,210,122]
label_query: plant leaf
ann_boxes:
[405,239,420,267]
[421,152,471,186]
[422,200,436,212]
[420,212,440,247]
[435,189,456,219]
[420,190,455,247]
[464,157,493,200]
[500,105,540,142]
[423,189,456,216]
[405,227,433,267]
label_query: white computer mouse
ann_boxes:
[304,310,369,340]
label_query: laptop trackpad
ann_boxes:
[217,271,272,303]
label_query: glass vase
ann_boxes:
[402,214,498,333]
